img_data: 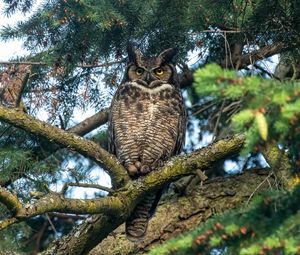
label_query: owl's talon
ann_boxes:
[140,165,150,174]
[135,161,142,170]
[128,164,138,176]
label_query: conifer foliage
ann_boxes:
[0,0,300,254]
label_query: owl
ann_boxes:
[108,45,187,241]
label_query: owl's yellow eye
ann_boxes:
[136,68,144,76]
[154,68,164,76]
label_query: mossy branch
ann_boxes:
[262,143,293,189]
[0,135,245,233]
[0,107,109,187]
[0,105,129,187]
[42,134,245,255]
[0,187,22,213]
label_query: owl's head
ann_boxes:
[123,45,179,87]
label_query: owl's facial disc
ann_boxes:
[128,63,172,87]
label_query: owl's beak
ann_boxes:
[145,72,155,84]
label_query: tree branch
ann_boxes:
[67,108,109,136]
[220,43,286,69]
[60,182,114,195]
[0,187,22,213]
[0,135,244,232]
[0,107,110,187]
[0,106,129,187]
[89,168,276,255]
[40,134,245,255]
[262,143,292,188]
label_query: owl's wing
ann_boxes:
[173,95,187,156]
[107,92,118,156]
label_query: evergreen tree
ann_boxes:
[0,0,300,254]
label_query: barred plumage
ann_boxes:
[108,45,186,241]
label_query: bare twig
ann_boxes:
[246,171,273,205]
[213,99,226,140]
[196,169,208,181]
[60,182,114,195]
[0,61,47,66]
[48,212,87,220]
[45,213,58,235]
[253,64,280,80]
[193,100,219,115]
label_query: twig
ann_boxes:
[45,213,58,235]
[196,169,208,181]
[253,64,280,80]
[246,171,273,205]
[201,30,243,33]
[193,101,219,115]
[222,100,243,113]
[61,182,114,195]
[213,99,226,140]
[48,212,87,220]
[30,220,47,255]
[0,61,47,65]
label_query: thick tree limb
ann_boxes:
[89,169,275,255]
[262,144,292,188]
[40,135,245,255]
[0,106,129,187]
[0,135,244,232]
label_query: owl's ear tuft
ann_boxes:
[127,43,142,64]
[158,48,178,64]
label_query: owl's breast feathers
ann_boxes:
[109,80,186,176]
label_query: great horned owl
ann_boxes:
[108,45,187,241]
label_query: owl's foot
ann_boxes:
[127,161,144,177]
[140,165,150,174]
[127,164,138,177]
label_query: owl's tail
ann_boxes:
[125,189,163,241]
